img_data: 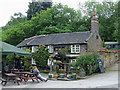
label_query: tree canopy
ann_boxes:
[26,1,52,20]
[2,1,120,46]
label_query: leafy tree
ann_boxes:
[32,45,49,69]
[2,12,26,31]
[113,1,120,42]
[79,1,118,41]
[27,1,52,20]
[2,2,119,46]
[76,52,99,75]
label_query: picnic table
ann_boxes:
[1,73,21,86]
[10,69,19,73]
[13,72,39,84]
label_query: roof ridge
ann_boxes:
[45,31,90,36]
[25,35,46,40]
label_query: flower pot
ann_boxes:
[49,75,52,78]
[60,74,65,78]
[79,72,86,77]
[68,75,72,79]
[72,75,76,79]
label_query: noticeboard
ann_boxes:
[98,59,105,73]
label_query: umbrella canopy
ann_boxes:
[0,41,31,56]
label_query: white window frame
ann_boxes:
[71,45,80,53]
[48,45,53,53]
[70,59,76,63]
[31,58,36,65]
[32,46,38,53]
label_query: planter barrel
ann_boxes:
[72,75,76,79]
[60,74,65,78]
[79,72,86,77]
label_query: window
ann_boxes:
[48,45,53,53]
[32,46,38,52]
[31,58,36,65]
[70,59,76,63]
[71,45,80,53]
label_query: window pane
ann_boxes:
[75,45,80,53]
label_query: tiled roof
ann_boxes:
[17,31,91,47]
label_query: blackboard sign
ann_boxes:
[98,59,105,73]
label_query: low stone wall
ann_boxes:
[97,49,120,69]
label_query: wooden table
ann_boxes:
[10,69,19,73]
[13,72,39,84]
[4,73,21,86]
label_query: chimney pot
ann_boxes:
[93,11,95,18]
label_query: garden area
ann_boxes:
[48,52,101,80]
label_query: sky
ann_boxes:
[0,0,118,27]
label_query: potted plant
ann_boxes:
[48,72,54,78]
[67,74,72,79]
[72,73,77,79]
[79,68,86,77]
[60,73,65,78]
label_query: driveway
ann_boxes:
[1,62,119,89]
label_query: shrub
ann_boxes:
[32,45,49,69]
[76,52,99,75]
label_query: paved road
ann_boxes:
[0,62,119,89]
[1,71,118,88]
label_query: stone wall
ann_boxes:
[80,44,87,54]
[87,33,102,52]
[97,49,120,69]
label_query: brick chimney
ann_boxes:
[91,11,99,33]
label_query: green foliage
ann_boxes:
[76,52,99,75]
[103,40,105,47]
[24,58,30,71]
[56,65,59,73]
[27,1,52,20]
[32,45,49,69]
[2,12,27,31]
[2,2,119,46]
[58,46,71,59]
[6,55,15,63]
[79,1,118,41]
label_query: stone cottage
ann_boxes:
[17,11,103,65]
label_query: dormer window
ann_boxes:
[71,45,80,53]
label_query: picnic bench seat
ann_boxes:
[0,78,7,86]
[0,77,21,86]
[15,78,21,85]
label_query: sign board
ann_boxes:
[98,59,105,73]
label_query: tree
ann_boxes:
[26,1,52,20]
[32,45,49,69]
[2,12,26,31]
[113,1,120,42]
[78,1,118,41]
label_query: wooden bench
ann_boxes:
[0,78,21,86]
[15,78,21,85]
[0,78,7,86]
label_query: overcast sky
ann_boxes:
[0,0,117,27]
